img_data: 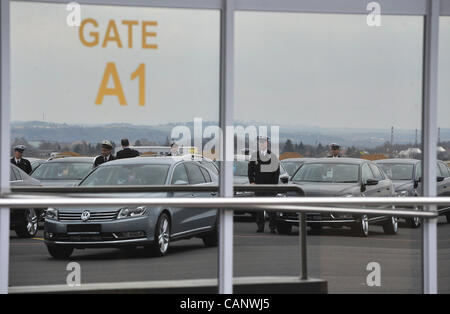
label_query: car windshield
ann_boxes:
[282,161,303,176]
[31,162,93,180]
[234,160,248,177]
[292,163,359,183]
[80,164,170,186]
[378,163,414,180]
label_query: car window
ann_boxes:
[369,164,384,181]
[362,163,375,182]
[292,163,359,183]
[438,162,450,177]
[200,161,218,176]
[415,163,422,181]
[81,164,170,186]
[31,162,93,180]
[171,164,189,184]
[10,166,17,181]
[185,162,206,185]
[199,166,212,182]
[13,167,22,181]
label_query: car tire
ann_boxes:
[406,217,421,228]
[383,217,398,235]
[147,212,171,257]
[276,222,292,235]
[309,224,322,234]
[14,208,38,238]
[351,215,369,237]
[47,245,73,259]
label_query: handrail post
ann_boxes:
[218,0,235,294]
[0,0,11,295]
[422,0,440,294]
[299,212,308,280]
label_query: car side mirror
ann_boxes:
[365,179,379,186]
[414,180,420,189]
[174,180,188,185]
[280,176,289,184]
[437,176,445,182]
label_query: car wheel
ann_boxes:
[15,208,38,238]
[309,224,322,235]
[47,245,73,259]
[276,222,292,235]
[352,215,369,237]
[383,217,398,235]
[406,216,421,228]
[202,221,218,247]
[147,213,170,257]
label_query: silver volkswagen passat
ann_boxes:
[44,157,218,259]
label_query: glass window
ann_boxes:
[233,160,249,177]
[361,163,375,182]
[185,162,205,184]
[31,162,93,180]
[438,162,450,177]
[293,163,359,183]
[199,165,212,182]
[171,163,189,184]
[369,164,384,181]
[378,163,414,180]
[10,166,17,181]
[81,164,170,186]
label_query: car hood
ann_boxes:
[292,181,359,197]
[56,192,169,213]
[233,176,249,185]
[39,180,81,187]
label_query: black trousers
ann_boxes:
[256,211,277,231]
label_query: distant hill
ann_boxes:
[11,121,450,148]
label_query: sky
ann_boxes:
[9,2,450,129]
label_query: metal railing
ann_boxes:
[2,184,446,291]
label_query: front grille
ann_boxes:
[59,210,118,222]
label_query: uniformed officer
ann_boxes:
[94,140,116,167]
[328,143,342,158]
[11,145,32,174]
[248,136,280,233]
[168,142,179,156]
[116,139,140,159]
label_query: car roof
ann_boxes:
[281,158,316,162]
[302,157,368,165]
[46,157,95,163]
[375,158,420,165]
[97,156,184,166]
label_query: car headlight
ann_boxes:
[45,207,59,220]
[396,190,409,197]
[117,206,147,219]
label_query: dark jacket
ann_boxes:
[94,154,116,168]
[248,150,280,187]
[116,148,140,159]
[10,158,32,175]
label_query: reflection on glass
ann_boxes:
[235,11,424,293]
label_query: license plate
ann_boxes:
[67,224,101,234]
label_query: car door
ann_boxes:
[183,162,217,233]
[10,166,24,186]
[168,162,193,236]
[361,163,379,197]
[369,163,392,197]
[437,161,450,198]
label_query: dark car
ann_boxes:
[276,158,397,237]
[44,157,219,259]
[281,158,316,177]
[376,158,450,224]
[31,157,95,186]
[10,164,42,238]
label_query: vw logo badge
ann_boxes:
[81,210,91,222]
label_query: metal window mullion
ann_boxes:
[422,0,440,295]
[218,0,234,295]
[0,0,11,295]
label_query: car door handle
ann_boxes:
[210,192,217,196]
[191,194,197,197]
